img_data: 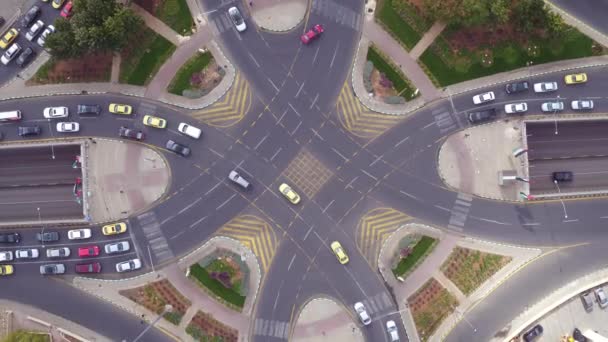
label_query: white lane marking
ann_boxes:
[369,154,383,167]
[287,254,297,271]
[170,230,187,240]
[309,93,319,109]
[332,147,348,161]
[178,197,202,215]
[323,200,335,213]
[563,219,579,223]
[475,217,511,225]
[395,136,410,147]
[248,52,260,67]
[204,182,222,195]
[303,225,314,240]
[345,176,358,189]
[255,134,268,150]
[312,45,320,64]
[268,78,280,92]
[344,267,368,298]
[160,215,176,226]
[399,190,420,201]
[208,148,225,158]
[422,121,436,130]
[288,102,301,117]
[295,82,305,98]
[290,121,302,136]
[0,199,74,205]
[270,148,282,161]
[313,230,324,242]
[273,280,284,311]
[277,109,287,125]
[434,204,451,212]
[522,222,540,226]
[310,128,324,141]
[330,43,340,69]
[361,169,377,181]
[190,216,208,229]
[216,193,236,210]
[600,216,608,219]
[9,251,137,265]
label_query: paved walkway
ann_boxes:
[546,1,608,48]
[111,53,121,84]
[409,21,446,60]
[248,0,307,32]
[292,298,364,342]
[131,3,188,46]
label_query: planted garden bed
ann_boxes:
[30,53,112,85]
[168,51,224,98]
[186,310,238,342]
[120,279,191,325]
[365,46,419,103]
[120,28,176,86]
[441,247,511,295]
[134,0,194,35]
[408,278,458,341]
[392,235,437,278]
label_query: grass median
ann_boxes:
[392,236,437,277]
[189,263,245,308]
[120,29,176,86]
[167,51,213,95]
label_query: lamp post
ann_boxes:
[553,180,568,219]
[37,207,45,248]
[130,304,172,342]
[554,95,560,135]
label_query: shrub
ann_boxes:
[186,325,205,340]
[363,61,374,93]
[163,311,182,325]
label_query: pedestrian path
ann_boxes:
[253,318,290,340]
[409,22,446,60]
[430,106,460,135]
[136,101,158,116]
[358,291,393,316]
[137,211,174,265]
[130,3,186,46]
[311,0,362,31]
[447,193,473,233]
[356,208,410,269]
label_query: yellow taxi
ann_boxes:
[330,241,349,264]
[564,73,587,85]
[52,0,66,9]
[0,28,19,49]
[102,222,127,236]
[279,183,300,204]
[0,265,14,276]
[143,115,167,129]
[109,103,132,115]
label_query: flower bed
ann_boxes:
[408,278,458,341]
[167,51,224,98]
[441,247,511,295]
[120,279,191,325]
[186,310,238,342]
[189,252,247,309]
[365,45,419,103]
[392,235,437,278]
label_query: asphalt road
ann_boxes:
[550,0,608,35]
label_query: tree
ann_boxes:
[512,0,547,33]
[45,0,143,59]
[489,0,510,25]
[546,11,567,37]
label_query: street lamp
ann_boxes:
[37,207,45,248]
[553,180,568,219]
[130,304,173,342]
[47,120,55,159]
[554,95,560,135]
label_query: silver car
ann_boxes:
[354,302,371,325]
[16,248,39,259]
[116,258,141,273]
[104,241,130,254]
[228,170,251,190]
[0,251,13,262]
[40,263,65,275]
[46,247,70,258]
[541,101,564,112]
[571,100,594,110]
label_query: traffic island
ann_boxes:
[292,298,365,342]
[391,235,438,280]
[248,0,307,32]
[167,50,225,98]
[120,279,192,325]
[119,28,177,86]
[186,311,238,342]
[408,278,459,342]
[365,45,420,104]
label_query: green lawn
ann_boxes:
[375,0,430,50]
[392,236,437,277]
[2,331,50,342]
[120,29,176,86]
[167,51,213,95]
[367,46,419,100]
[420,27,600,87]
[157,0,194,35]
[189,263,245,308]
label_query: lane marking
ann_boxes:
[369,154,383,167]
[395,136,409,147]
[277,109,287,125]
[422,121,436,130]
[361,169,378,181]
[399,190,420,201]
[270,148,282,161]
[303,225,314,240]
[248,52,260,67]
[563,219,579,223]
[332,147,348,161]
[309,93,319,110]
[329,43,340,69]
[323,200,335,213]
[288,103,301,117]
[216,193,236,210]
[310,128,324,141]
[312,46,320,64]
[434,204,451,212]
[208,148,224,158]
[178,197,202,215]
[204,182,221,195]
[290,121,302,136]
[189,215,208,229]
[345,176,358,189]
[268,78,280,92]
[287,254,297,271]
[255,134,268,150]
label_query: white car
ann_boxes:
[15,248,39,259]
[504,102,528,114]
[116,258,142,273]
[228,170,251,190]
[354,302,371,326]
[25,20,44,41]
[1,43,21,65]
[37,25,55,47]
[43,106,69,119]
[0,251,13,262]
[571,99,594,110]
[595,288,608,308]
[104,241,130,254]
[56,122,80,133]
[67,228,91,240]
[472,91,495,105]
[533,82,558,93]
[541,101,564,112]
[178,122,202,139]
[228,7,246,32]
[46,247,70,258]
[386,320,400,342]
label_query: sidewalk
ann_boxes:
[291,298,364,342]
[131,3,189,46]
[247,0,307,32]
[409,22,446,60]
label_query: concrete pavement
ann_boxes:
[409,22,446,60]
[291,298,364,342]
[247,0,307,32]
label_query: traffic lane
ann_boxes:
[0,143,78,166]
[445,242,608,342]
[529,157,608,192]
[550,0,608,35]
[0,145,80,187]
[526,120,608,140]
[0,185,82,221]
[0,163,79,188]
[0,274,169,341]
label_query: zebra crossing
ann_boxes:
[359,292,394,316]
[253,318,289,340]
[209,11,245,36]
[431,107,459,134]
[137,211,174,264]
[447,192,473,232]
[136,102,157,116]
[311,0,361,31]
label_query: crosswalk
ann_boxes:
[447,192,472,232]
[137,211,174,264]
[136,102,158,117]
[253,318,289,340]
[311,0,361,31]
[359,292,394,316]
[431,107,460,134]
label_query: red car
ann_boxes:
[78,245,100,258]
[75,262,101,274]
[301,24,324,44]
[60,1,73,18]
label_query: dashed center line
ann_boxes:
[255,135,268,150]
[288,103,301,117]
[190,216,208,229]
[178,197,202,215]
[287,254,297,271]
[332,148,348,161]
[204,183,221,196]
[361,169,378,181]
[216,194,237,210]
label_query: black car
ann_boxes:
[18,126,41,136]
[119,126,145,141]
[573,328,588,342]
[523,324,543,342]
[0,131,4,140]
[36,231,60,242]
[21,6,41,28]
[165,140,191,157]
[468,108,497,124]
[552,171,573,183]
[0,232,20,244]
[0,17,5,28]
[77,104,101,116]
[15,47,34,68]
[505,81,529,94]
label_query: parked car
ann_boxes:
[1,43,22,65]
[523,324,543,342]
[571,99,594,110]
[301,24,324,44]
[40,263,65,275]
[36,231,59,242]
[37,25,55,47]
[67,228,91,240]
[52,0,66,9]
[25,20,44,41]
[56,122,80,133]
[541,101,564,112]
[21,6,41,28]
[581,291,594,312]
[78,245,100,258]
[595,288,608,308]
[104,241,130,254]
[77,104,101,116]
[165,140,191,157]
[118,126,145,141]
[0,233,20,243]
[0,265,13,276]
[533,82,558,93]
[386,320,400,342]
[18,126,41,137]
[228,7,246,32]
[46,247,70,258]
[15,47,34,67]
[228,170,250,190]
[468,108,496,124]
[60,1,73,18]
[0,28,19,49]
[564,73,587,85]
[472,91,495,105]
[505,81,529,94]
[15,248,39,259]
[552,171,573,183]
[116,258,142,273]
[143,115,166,128]
[102,222,127,236]
[505,102,528,114]
[0,251,13,262]
[109,103,132,115]
[177,122,202,139]
[75,262,101,274]
[279,183,300,204]
[354,302,371,325]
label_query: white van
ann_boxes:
[0,110,21,121]
[178,122,202,139]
